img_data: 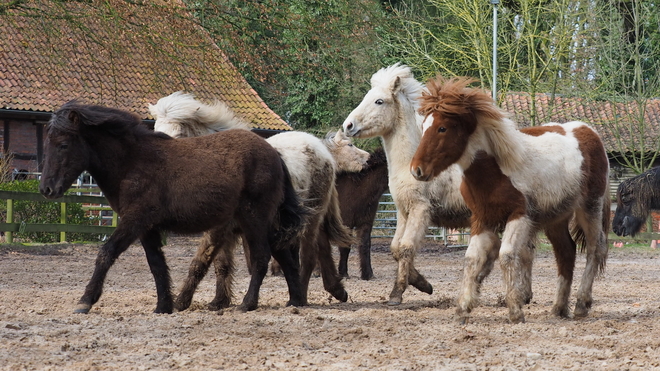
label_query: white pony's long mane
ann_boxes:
[149,91,250,133]
[371,63,425,111]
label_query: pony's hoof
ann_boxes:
[387,298,402,306]
[551,305,571,318]
[388,287,404,306]
[208,299,230,311]
[455,307,471,324]
[573,303,590,318]
[237,303,257,312]
[73,303,91,314]
[508,311,525,324]
[286,299,307,307]
[153,307,173,314]
[332,289,348,303]
[409,274,433,295]
[360,272,374,281]
[173,299,191,312]
[457,315,470,325]
[413,281,433,295]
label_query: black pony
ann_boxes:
[39,102,306,313]
[613,167,660,237]
[336,147,388,280]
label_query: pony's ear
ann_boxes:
[67,109,81,127]
[390,76,402,94]
[324,130,337,145]
[333,129,346,144]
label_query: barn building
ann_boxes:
[0,0,291,177]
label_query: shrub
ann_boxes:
[0,180,103,243]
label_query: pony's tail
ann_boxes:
[270,158,310,250]
[571,186,610,275]
[323,186,355,248]
[599,183,611,274]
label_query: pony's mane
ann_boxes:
[371,63,424,108]
[149,91,250,132]
[421,75,524,173]
[624,168,660,212]
[420,76,504,121]
[51,101,159,137]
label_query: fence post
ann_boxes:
[6,198,13,243]
[60,202,66,242]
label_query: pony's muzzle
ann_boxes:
[39,182,63,199]
[343,122,359,137]
[411,166,431,182]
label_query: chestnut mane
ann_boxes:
[419,76,505,121]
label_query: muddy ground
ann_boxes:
[1,236,659,370]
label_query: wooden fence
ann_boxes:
[0,190,117,243]
[0,189,658,246]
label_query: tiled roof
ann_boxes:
[0,0,291,131]
[501,93,660,153]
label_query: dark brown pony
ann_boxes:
[39,102,306,313]
[336,147,388,280]
[613,167,660,236]
[411,76,610,323]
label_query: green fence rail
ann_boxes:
[0,190,117,243]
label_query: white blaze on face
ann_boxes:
[421,114,434,134]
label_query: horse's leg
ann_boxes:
[75,226,139,314]
[239,223,273,311]
[316,227,348,302]
[402,208,433,295]
[338,244,351,278]
[243,241,253,276]
[270,244,305,307]
[298,217,322,304]
[140,229,174,314]
[208,233,238,311]
[388,206,431,306]
[516,240,535,306]
[387,210,408,305]
[573,206,608,318]
[357,224,375,280]
[456,230,500,324]
[499,217,535,324]
[544,220,576,318]
[175,230,222,311]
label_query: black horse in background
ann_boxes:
[613,167,660,237]
[336,148,388,280]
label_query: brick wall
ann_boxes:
[1,118,42,174]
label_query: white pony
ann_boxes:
[149,92,370,309]
[342,64,472,305]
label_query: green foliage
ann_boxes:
[184,0,395,132]
[0,180,102,243]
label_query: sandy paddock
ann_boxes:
[1,237,659,370]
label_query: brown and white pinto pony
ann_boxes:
[410,76,610,323]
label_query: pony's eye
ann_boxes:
[375,99,384,105]
[438,127,447,133]
[58,143,69,150]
